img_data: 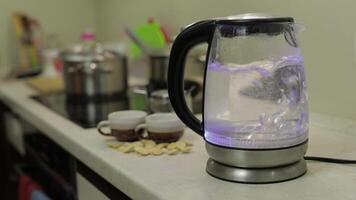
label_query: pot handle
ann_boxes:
[168,20,215,137]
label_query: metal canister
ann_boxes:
[149,53,169,86]
[149,89,192,113]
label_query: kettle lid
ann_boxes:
[216,13,294,25]
[214,13,295,36]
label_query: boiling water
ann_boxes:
[204,55,309,149]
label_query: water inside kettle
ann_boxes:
[204,55,308,148]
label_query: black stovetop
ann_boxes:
[31,81,201,129]
[32,92,131,128]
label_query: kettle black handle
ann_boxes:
[168,20,215,136]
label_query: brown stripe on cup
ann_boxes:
[112,129,139,142]
[146,130,184,143]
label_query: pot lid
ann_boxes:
[151,89,191,100]
[61,43,119,62]
[151,90,170,100]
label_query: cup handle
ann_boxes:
[97,121,112,136]
[134,124,148,139]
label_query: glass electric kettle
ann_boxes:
[168,13,309,183]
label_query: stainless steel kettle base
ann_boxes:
[206,158,307,183]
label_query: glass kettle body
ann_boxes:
[204,24,308,150]
[168,14,309,183]
[168,14,308,150]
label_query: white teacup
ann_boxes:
[97,110,147,141]
[135,113,185,143]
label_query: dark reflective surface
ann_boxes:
[31,80,202,129]
[32,92,130,128]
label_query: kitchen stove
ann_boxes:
[32,92,130,128]
[31,80,201,129]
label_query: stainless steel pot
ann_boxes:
[61,44,127,97]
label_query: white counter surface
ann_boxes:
[1,80,356,200]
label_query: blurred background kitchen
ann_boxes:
[0,0,355,120]
[1,1,356,200]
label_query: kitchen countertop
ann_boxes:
[1,80,356,200]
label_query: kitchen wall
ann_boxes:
[0,0,355,120]
[0,0,96,76]
[95,0,356,121]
